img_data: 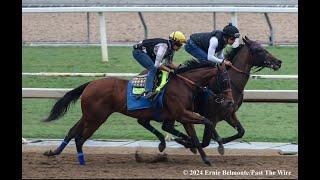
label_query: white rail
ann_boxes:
[22,72,139,77]
[22,72,298,80]
[22,88,298,102]
[22,7,298,13]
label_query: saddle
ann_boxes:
[131,74,148,94]
[131,70,170,97]
[127,70,168,111]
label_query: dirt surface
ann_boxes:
[22,145,298,179]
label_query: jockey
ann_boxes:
[132,31,187,99]
[184,22,240,66]
[185,23,240,101]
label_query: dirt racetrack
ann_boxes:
[22,145,297,179]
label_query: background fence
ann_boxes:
[22,0,298,62]
[22,88,298,102]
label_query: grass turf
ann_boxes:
[22,46,297,142]
[22,99,297,143]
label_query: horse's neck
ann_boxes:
[183,68,216,86]
[229,47,252,94]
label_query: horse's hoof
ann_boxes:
[43,150,55,157]
[204,159,212,166]
[189,148,197,154]
[158,142,166,152]
[218,145,225,155]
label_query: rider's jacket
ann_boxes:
[190,30,226,53]
[134,38,174,67]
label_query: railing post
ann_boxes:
[230,12,239,47]
[230,12,238,27]
[264,13,274,46]
[99,12,108,62]
[213,12,216,30]
[86,12,90,43]
[138,12,148,39]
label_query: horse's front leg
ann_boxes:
[219,112,245,144]
[174,123,212,155]
[161,120,197,154]
[137,118,166,152]
[176,110,214,166]
[180,124,198,154]
[183,122,212,166]
[211,123,225,155]
[175,120,221,155]
[197,119,225,155]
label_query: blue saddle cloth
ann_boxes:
[127,80,166,111]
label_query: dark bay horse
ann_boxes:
[176,36,282,152]
[43,60,234,166]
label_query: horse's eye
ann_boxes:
[256,50,266,57]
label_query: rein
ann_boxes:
[229,64,250,77]
[176,74,205,91]
[175,73,223,103]
[226,45,254,93]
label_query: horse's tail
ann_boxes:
[43,82,91,122]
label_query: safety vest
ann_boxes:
[190,30,226,53]
[140,38,174,61]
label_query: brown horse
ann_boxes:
[43,60,234,166]
[174,36,282,152]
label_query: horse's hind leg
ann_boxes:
[44,119,84,157]
[74,113,112,165]
[137,119,166,152]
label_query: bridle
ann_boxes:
[227,44,268,94]
[175,73,226,104]
[229,64,250,77]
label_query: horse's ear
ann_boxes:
[245,36,250,41]
[242,37,249,46]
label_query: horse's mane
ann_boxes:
[175,44,245,74]
[175,59,216,74]
[226,44,245,63]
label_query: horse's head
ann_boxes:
[200,88,235,118]
[242,36,282,71]
[176,60,235,110]
[207,69,235,110]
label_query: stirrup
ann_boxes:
[145,91,157,99]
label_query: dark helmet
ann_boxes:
[223,23,240,38]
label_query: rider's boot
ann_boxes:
[145,67,157,99]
